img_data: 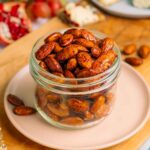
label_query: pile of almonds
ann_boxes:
[35,28,118,79]
[34,28,117,126]
[7,94,36,116]
[36,86,114,126]
[123,44,150,66]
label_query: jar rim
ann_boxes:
[30,29,121,86]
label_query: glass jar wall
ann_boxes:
[30,29,121,129]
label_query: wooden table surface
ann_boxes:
[0,16,150,150]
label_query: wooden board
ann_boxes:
[0,16,150,150]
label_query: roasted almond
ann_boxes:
[66,58,77,71]
[44,32,62,43]
[74,38,94,48]
[46,93,60,103]
[44,106,60,121]
[64,70,77,84]
[39,61,49,71]
[125,57,143,66]
[91,45,102,58]
[60,34,73,46]
[92,50,117,74]
[95,104,110,118]
[64,70,75,78]
[74,67,81,76]
[84,111,94,121]
[36,86,49,97]
[77,68,92,78]
[47,103,69,117]
[7,94,24,106]
[64,28,81,38]
[74,44,88,52]
[35,42,55,60]
[100,37,114,53]
[45,55,63,73]
[13,106,36,116]
[60,117,84,125]
[80,29,96,41]
[54,42,63,53]
[77,52,93,69]
[123,43,136,55]
[90,95,105,114]
[67,98,89,113]
[138,45,150,58]
[52,72,64,83]
[89,92,102,100]
[56,44,79,61]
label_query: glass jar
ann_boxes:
[29,29,121,129]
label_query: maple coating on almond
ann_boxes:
[35,28,118,79]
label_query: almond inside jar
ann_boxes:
[30,28,120,129]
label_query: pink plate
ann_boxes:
[4,62,150,150]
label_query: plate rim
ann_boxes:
[4,62,150,150]
[92,0,150,18]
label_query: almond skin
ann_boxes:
[60,34,74,46]
[64,70,77,84]
[125,57,143,66]
[80,29,96,41]
[64,70,75,78]
[95,104,110,118]
[92,50,117,74]
[56,44,79,61]
[60,117,84,125]
[84,111,94,121]
[91,45,102,58]
[47,103,69,117]
[123,43,136,55]
[39,61,49,71]
[35,42,55,60]
[77,52,93,69]
[66,58,77,71]
[13,106,36,116]
[100,37,114,53]
[7,94,24,106]
[138,45,150,58]
[44,106,60,121]
[53,42,63,53]
[74,38,94,48]
[52,72,64,83]
[45,55,63,73]
[67,98,89,113]
[44,32,62,43]
[90,96,106,114]
[46,93,60,103]
[77,68,92,78]
[64,28,81,38]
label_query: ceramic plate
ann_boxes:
[4,62,150,150]
[92,0,150,18]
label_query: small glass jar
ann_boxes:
[29,29,121,129]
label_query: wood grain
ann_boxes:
[0,16,150,150]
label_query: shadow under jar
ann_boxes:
[30,29,121,129]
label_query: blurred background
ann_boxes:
[0,0,149,49]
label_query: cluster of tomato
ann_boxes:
[26,0,62,20]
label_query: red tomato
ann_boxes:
[32,2,51,18]
[47,0,62,17]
